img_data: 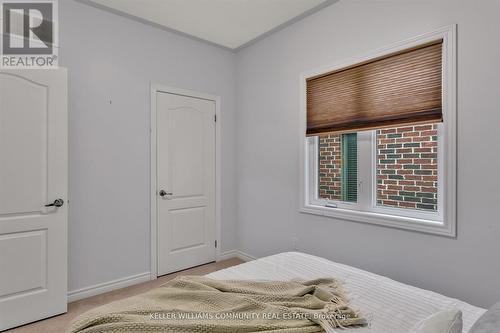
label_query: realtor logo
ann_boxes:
[1,0,58,68]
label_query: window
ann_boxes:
[376,124,439,212]
[318,133,357,203]
[308,122,442,219]
[301,26,456,236]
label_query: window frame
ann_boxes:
[299,25,457,237]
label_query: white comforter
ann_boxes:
[207,252,485,332]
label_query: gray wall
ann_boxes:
[59,0,500,308]
[235,0,500,307]
[60,0,237,292]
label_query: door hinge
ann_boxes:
[215,240,218,248]
[214,114,217,122]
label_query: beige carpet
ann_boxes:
[5,258,243,333]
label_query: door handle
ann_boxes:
[159,190,173,198]
[45,199,64,207]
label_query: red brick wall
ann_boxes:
[318,134,342,200]
[317,124,439,212]
[377,124,438,211]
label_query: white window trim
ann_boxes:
[299,25,457,237]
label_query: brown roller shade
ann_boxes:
[306,41,443,135]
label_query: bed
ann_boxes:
[207,252,486,332]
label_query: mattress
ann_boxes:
[207,252,485,333]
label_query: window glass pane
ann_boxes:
[376,124,438,212]
[318,133,357,202]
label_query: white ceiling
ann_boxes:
[86,0,335,50]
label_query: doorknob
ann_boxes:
[159,190,173,197]
[45,199,64,207]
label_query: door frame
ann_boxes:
[150,83,222,280]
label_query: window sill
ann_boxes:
[299,204,455,237]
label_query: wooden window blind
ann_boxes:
[306,41,443,135]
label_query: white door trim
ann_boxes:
[150,84,222,280]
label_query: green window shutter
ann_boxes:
[341,133,358,202]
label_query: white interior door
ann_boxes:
[156,92,216,276]
[0,69,67,330]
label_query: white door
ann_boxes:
[156,92,216,276]
[0,69,67,331]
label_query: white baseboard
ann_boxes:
[218,250,238,261]
[68,272,150,303]
[68,250,257,303]
[236,250,257,262]
[218,250,256,262]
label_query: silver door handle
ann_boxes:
[159,190,173,197]
[45,199,64,207]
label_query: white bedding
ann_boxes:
[207,252,485,333]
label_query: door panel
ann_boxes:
[157,92,215,276]
[170,207,206,251]
[168,108,204,197]
[0,230,47,298]
[0,75,48,215]
[0,69,67,331]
